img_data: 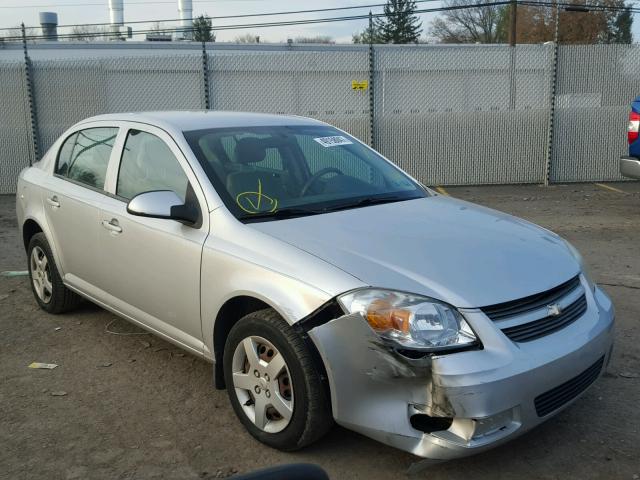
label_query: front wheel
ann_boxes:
[223,309,333,451]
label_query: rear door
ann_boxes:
[97,123,209,354]
[41,124,120,291]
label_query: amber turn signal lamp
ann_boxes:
[366,299,411,333]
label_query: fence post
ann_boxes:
[368,11,375,149]
[508,0,517,110]
[21,23,39,165]
[508,46,516,110]
[201,39,211,110]
[544,3,561,186]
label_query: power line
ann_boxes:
[0,0,444,31]
[0,0,261,8]
[3,0,636,34]
[4,0,635,42]
[1,1,513,41]
[521,0,639,11]
[526,2,640,16]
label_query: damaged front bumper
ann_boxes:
[307,284,614,460]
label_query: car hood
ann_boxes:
[250,196,580,308]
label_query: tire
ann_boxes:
[223,308,333,451]
[27,232,82,314]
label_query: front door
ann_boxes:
[97,125,209,354]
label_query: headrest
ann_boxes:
[234,137,266,164]
[136,135,167,169]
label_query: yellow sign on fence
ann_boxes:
[351,80,369,91]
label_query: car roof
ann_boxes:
[77,110,327,132]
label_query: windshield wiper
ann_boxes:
[239,195,416,221]
[324,194,411,212]
[239,207,324,222]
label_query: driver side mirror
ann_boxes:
[127,190,200,226]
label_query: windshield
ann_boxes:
[183,125,427,222]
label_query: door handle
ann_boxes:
[101,219,123,234]
[46,196,60,208]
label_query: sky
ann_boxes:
[0,0,443,43]
[0,0,638,43]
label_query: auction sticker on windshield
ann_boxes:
[314,136,353,148]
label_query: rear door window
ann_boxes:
[56,127,118,190]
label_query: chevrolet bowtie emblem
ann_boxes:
[547,303,563,317]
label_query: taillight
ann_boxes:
[628,111,640,144]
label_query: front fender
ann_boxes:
[200,246,341,360]
[200,210,365,360]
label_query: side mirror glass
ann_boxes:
[127,190,199,225]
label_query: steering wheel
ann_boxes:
[300,167,344,196]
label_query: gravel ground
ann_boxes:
[1,183,639,480]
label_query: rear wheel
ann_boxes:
[223,309,333,451]
[27,233,81,314]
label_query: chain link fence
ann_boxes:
[31,55,204,159]
[0,42,638,194]
[551,44,640,182]
[207,48,370,143]
[373,44,553,184]
[0,60,33,193]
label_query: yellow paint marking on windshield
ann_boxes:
[256,179,262,209]
[435,186,449,196]
[595,183,625,194]
[236,179,279,214]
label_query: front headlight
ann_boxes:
[563,240,596,292]
[338,289,478,352]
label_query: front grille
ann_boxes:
[500,294,587,342]
[481,275,581,321]
[534,356,604,417]
[480,275,587,342]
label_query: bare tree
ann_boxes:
[2,25,38,42]
[514,1,632,44]
[431,0,633,44]
[234,33,260,43]
[430,0,506,43]
[293,35,335,44]
[70,25,108,41]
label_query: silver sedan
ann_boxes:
[16,111,614,460]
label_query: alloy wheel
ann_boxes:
[30,246,52,304]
